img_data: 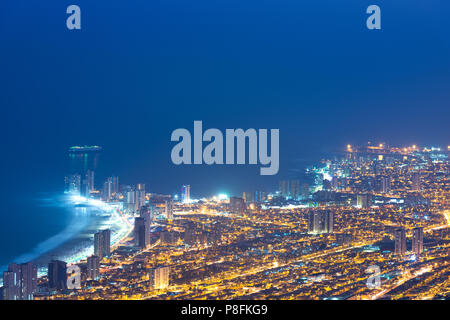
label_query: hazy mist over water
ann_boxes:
[0,193,111,274]
[0,193,74,270]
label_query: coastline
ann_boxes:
[0,194,132,279]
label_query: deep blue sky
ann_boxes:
[1,0,449,197]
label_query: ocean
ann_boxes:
[0,192,129,279]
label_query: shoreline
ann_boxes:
[0,194,132,279]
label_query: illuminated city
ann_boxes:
[2,143,448,300]
[1,1,448,312]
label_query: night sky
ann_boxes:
[1,0,449,197]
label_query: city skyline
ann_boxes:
[63,142,450,199]
[1,142,449,300]
[0,0,449,304]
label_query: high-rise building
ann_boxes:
[243,191,268,203]
[48,260,67,291]
[2,270,19,300]
[394,228,407,256]
[134,217,145,247]
[150,266,169,290]
[94,229,111,259]
[134,217,150,249]
[126,190,136,212]
[136,190,146,211]
[68,146,101,198]
[87,255,100,280]
[94,231,103,259]
[112,176,119,195]
[308,212,319,234]
[279,180,290,198]
[381,176,391,193]
[2,262,37,300]
[412,227,424,255]
[86,170,95,192]
[255,191,267,203]
[326,211,334,233]
[102,229,111,257]
[290,180,300,200]
[136,184,146,209]
[80,170,95,197]
[64,174,81,195]
[20,262,37,300]
[181,185,191,203]
[307,211,333,234]
[301,183,310,199]
[357,194,369,208]
[229,197,246,215]
[125,185,146,212]
[81,179,90,197]
[184,222,198,246]
[165,199,174,220]
[243,192,255,203]
[103,177,113,202]
[412,172,421,191]
[101,230,110,257]
[3,263,20,300]
[140,205,152,238]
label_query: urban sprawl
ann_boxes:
[1,143,449,300]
